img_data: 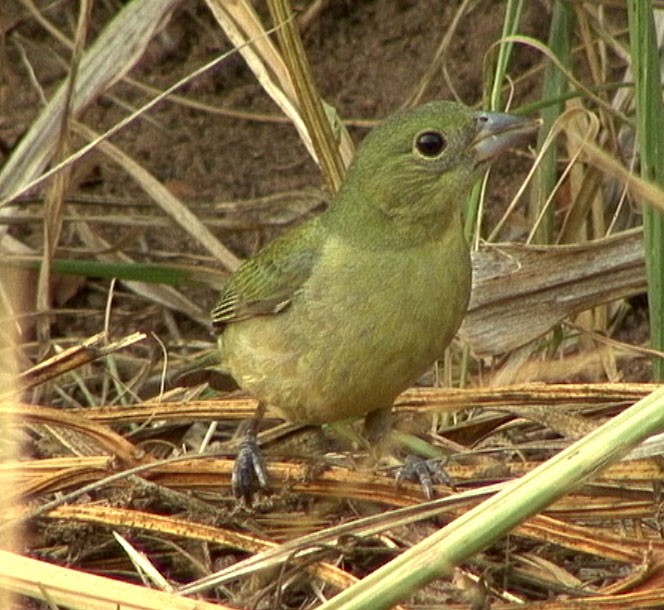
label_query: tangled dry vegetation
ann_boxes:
[2,1,664,609]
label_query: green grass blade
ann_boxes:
[627,1,664,380]
[3,257,224,288]
[528,1,574,244]
[316,384,664,610]
[465,0,524,241]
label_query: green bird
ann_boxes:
[211,101,538,498]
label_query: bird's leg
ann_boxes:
[364,406,450,500]
[363,406,393,449]
[362,407,394,466]
[395,455,453,500]
[232,401,269,503]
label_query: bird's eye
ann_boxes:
[414,131,447,157]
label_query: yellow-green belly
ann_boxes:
[220,232,470,424]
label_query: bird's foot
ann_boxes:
[232,430,269,504]
[395,455,453,500]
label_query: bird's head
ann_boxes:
[333,101,539,243]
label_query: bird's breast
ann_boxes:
[222,229,471,424]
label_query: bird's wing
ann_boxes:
[211,223,319,328]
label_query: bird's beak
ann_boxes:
[470,111,541,163]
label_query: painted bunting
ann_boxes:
[211,101,538,498]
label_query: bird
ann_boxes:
[211,100,539,499]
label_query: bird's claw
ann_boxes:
[232,432,269,504]
[395,455,452,500]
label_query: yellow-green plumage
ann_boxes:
[212,101,537,427]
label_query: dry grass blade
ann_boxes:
[0,266,20,610]
[267,0,345,191]
[564,110,664,215]
[6,455,110,499]
[76,223,206,322]
[2,402,143,466]
[463,229,646,354]
[58,383,656,424]
[11,444,664,516]
[0,549,232,610]
[113,531,175,592]
[73,121,241,272]
[315,385,664,609]
[7,377,664,606]
[0,0,182,201]
[205,0,354,179]
[48,504,365,593]
[37,0,93,342]
[205,0,315,161]
[5,453,422,506]
[37,496,664,607]
[13,331,146,393]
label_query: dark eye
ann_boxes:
[415,131,447,157]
